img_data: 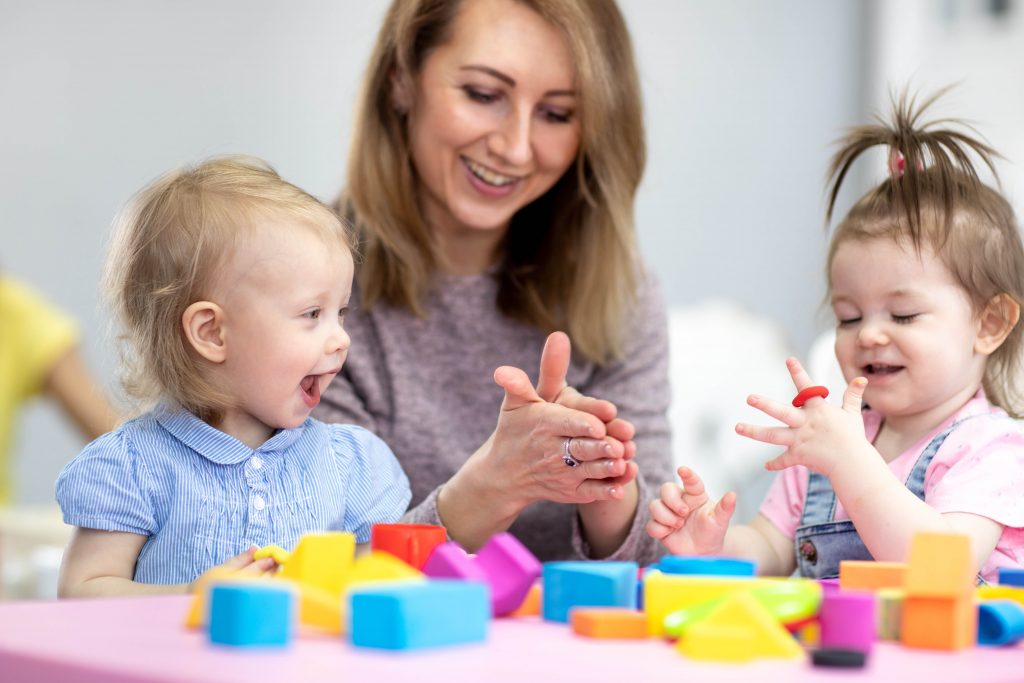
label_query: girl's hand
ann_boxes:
[646,465,735,555]
[735,357,869,477]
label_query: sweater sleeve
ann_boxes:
[569,270,673,564]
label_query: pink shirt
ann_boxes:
[759,392,1024,582]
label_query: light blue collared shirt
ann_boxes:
[56,409,411,585]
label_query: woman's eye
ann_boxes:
[541,107,573,124]
[464,86,498,104]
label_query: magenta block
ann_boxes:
[820,591,877,653]
[476,533,542,616]
[422,542,487,582]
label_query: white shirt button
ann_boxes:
[250,456,263,469]
[252,496,266,511]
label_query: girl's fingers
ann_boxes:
[649,499,686,528]
[646,518,676,541]
[785,356,815,391]
[843,377,868,414]
[764,451,797,471]
[735,423,794,447]
[713,491,737,527]
[746,394,803,427]
[659,481,686,515]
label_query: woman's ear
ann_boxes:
[182,301,227,363]
[975,293,1021,355]
[390,67,412,115]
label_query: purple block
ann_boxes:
[476,532,542,616]
[818,578,841,594]
[422,542,487,582]
[820,591,877,653]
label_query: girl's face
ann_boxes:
[211,220,353,448]
[830,237,988,432]
[402,0,581,241]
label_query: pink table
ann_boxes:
[1,595,1023,682]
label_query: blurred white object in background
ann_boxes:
[0,505,70,600]
[667,301,796,523]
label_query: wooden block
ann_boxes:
[571,608,648,639]
[840,561,906,591]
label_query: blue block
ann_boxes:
[209,584,295,647]
[542,561,638,623]
[653,556,756,577]
[978,600,1024,646]
[998,567,1024,587]
[349,580,489,650]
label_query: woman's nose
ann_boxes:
[489,108,532,166]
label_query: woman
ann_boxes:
[316,0,672,563]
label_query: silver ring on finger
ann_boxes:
[562,437,581,467]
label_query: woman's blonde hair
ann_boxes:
[826,88,1024,415]
[345,0,644,363]
[103,156,351,423]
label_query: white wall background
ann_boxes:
[0,0,887,506]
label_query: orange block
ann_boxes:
[904,533,973,598]
[901,596,976,650]
[840,560,906,591]
[571,608,648,639]
[508,581,541,617]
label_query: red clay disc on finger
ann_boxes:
[792,385,829,408]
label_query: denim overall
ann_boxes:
[793,415,990,580]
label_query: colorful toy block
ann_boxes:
[422,541,488,581]
[542,561,638,623]
[676,591,803,662]
[370,523,447,570]
[643,572,770,636]
[998,567,1024,588]
[819,591,876,653]
[877,588,904,640]
[904,533,973,598]
[184,569,263,628]
[349,580,489,650]
[508,581,541,617]
[475,533,542,616]
[570,608,648,639]
[977,600,1024,646]
[253,544,291,564]
[278,532,355,597]
[654,556,756,576]
[902,596,977,650]
[662,580,820,639]
[294,583,345,635]
[839,560,906,591]
[208,583,295,647]
[978,585,1024,607]
[341,550,424,591]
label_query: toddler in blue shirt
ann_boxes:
[56,157,411,596]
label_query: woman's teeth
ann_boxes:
[465,158,518,187]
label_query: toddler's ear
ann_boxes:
[182,301,227,363]
[975,293,1021,355]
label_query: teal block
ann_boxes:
[349,580,489,650]
[208,584,295,647]
[542,561,638,623]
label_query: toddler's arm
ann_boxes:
[646,466,796,576]
[58,528,276,597]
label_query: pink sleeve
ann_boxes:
[926,418,1024,527]
[757,466,809,539]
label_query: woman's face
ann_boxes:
[402,0,581,240]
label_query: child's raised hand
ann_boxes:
[646,465,736,556]
[736,357,869,478]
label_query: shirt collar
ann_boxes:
[156,409,307,465]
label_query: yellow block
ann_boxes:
[643,571,775,636]
[676,592,804,662]
[342,550,424,591]
[978,585,1024,607]
[254,544,291,565]
[293,582,345,635]
[278,532,356,597]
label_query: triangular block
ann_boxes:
[278,532,355,597]
[677,591,804,662]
